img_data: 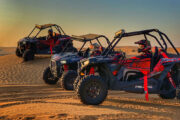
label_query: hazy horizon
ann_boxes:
[0,0,180,47]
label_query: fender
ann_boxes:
[161,58,180,65]
[79,56,116,72]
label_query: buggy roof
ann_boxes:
[35,24,58,29]
[71,34,108,42]
[122,29,158,37]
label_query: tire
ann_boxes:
[60,70,77,90]
[159,78,176,99]
[23,49,34,61]
[159,88,176,99]
[43,67,59,85]
[73,75,81,91]
[159,65,179,99]
[76,75,108,105]
[177,90,180,99]
[15,48,22,57]
[176,64,180,99]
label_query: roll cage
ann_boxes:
[70,34,111,54]
[27,24,66,38]
[102,29,179,56]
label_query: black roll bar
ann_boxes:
[160,32,179,55]
[146,33,165,50]
[158,32,168,51]
[102,29,179,56]
[57,25,66,35]
[34,29,41,38]
[28,27,36,37]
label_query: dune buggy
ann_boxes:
[76,29,180,105]
[16,24,75,61]
[43,34,117,89]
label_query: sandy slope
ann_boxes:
[0,85,180,120]
[0,54,50,85]
[0,48,180,120]
[0,47,16,56]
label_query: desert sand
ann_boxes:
[0,47,180,120]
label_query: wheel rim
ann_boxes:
[85,81,101,98]
[67,74,77,88]
[48,72,56,81]
[67,79,74,87]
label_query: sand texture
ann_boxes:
[0,47,180,120]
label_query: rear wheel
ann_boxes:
[77,75,108,105]
[176,64,180,99]
[43,67,59,85]
[177,90,180,99]
[60,70,77,90]
[159,65,180,99]
[23,49,34,61]
[159,80,176,99]
[15,48,22,57]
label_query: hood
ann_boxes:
[51,52,82,63]
[18,37,37,43]
[80,55,114,64]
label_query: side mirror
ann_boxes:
[114,29,125,38]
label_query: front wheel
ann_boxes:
[76,75,108,105]
[43,67,59,85]
[16,48,22,57]
[60,70,77,90]
[159,89,176,99]
[23,49,34,61]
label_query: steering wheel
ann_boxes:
[113,50,126,65]
[78,48,90,57]
[117,50,126,60]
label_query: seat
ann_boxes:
[122,68,144,81]
[150,46,160,71]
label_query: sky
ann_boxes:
[0,0,180,47]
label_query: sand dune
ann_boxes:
[0,54,50,85]
[0,47,180,120]
[0,47,16,56]
[0,85,180,120]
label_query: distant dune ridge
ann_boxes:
[0,46,180,56]
[0,47,16,56]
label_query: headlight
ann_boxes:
[80,72,85,76]
[84,60,89,65]
[61,60,67,64]
[23,41,26,44]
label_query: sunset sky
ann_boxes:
[0,0,180,47]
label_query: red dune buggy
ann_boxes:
[75,29,180,105]
[16,24,76,61]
